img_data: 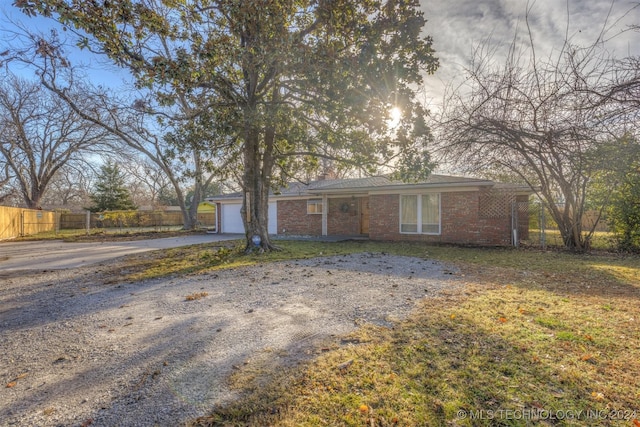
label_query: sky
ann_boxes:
[0,5,131,89]
[419,0,640,105]
[1,0,639,103]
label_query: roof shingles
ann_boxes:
[208,174,531,201]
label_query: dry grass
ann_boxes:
[183,242,640,427]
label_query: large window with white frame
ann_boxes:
[400,194,440,234]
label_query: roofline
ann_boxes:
[307,180,496,194]
[206,181,535,202]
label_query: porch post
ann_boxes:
[322,194,328,236]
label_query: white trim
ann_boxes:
[399,193,441,235]
[321,194,328,236]
[215,205,219,234]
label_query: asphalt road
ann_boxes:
[0,234,242,271]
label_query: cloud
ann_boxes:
[420,0,640,102]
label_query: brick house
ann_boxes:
[208,175,533,246]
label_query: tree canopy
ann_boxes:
[0,73,109,208]
[15,0,439,250]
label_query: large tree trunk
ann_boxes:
[166,176,196,230]
[185,150,204,230]
[241,125,275,252]
[18,177,43,209]
[545,195,587,252]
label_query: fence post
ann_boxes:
[540,202,546,250]
[85,210,91,236]
[511,202,519,247]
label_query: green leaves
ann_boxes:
[88,160,137,212]
[18,0,439,247]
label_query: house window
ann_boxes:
[400,194,440,234]
[307,199,323,214]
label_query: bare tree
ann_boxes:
[432,2,638,252]
[49,84,231,228]
[440,49,601,250]
[0,74,110,208]
[572,54,640,128]
[116,153,174,209]
[0,160,15,203]
[39,162,96,210]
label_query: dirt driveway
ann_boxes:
[0,250,460,426]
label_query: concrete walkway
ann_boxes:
[0,234,243,271]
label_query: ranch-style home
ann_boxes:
[207,174,533,246]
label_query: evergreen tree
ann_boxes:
[609,162,640,252]
[89,161,137,212]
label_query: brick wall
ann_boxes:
[369,192,513,246]
[276,191,523,245]
[277,199,322,235]
[327,197,361,235]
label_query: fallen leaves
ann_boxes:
[5,372,28,388]
[185,291,209,301]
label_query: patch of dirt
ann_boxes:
[0,252,462,426]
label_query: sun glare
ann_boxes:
[388,107,402,128]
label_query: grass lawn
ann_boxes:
[26,232,635,426]
[526,229,619,251]
[109,239,640,426]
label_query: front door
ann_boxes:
[360,197,370,234]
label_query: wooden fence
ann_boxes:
[1,207,217,239]
[0,206,57,240]
[58,211,187,229]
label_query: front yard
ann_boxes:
[164,241,640,426]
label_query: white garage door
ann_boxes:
[220,202,278,234]
[221,203,244,233]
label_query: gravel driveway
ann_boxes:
[0,252,459,426]
[0,234,242,271]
